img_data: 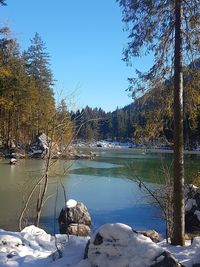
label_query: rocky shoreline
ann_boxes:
[0,133,97,161]
[1,195,200,266]
[53,184,200,266]
[1,133,199,162]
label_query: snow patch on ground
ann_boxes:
[0,225,89,267]
[75,140,135,149]
[159,238,200,267]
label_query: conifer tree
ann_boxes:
[0,28,21,146]
[24,33,55,135]
[117,0,199,245]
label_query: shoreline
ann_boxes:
[77,145,200,156]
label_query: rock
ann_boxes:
[67,224,91,236]
[7,139,16,149]
[84,223,182,267]
[150,251,184,267]
[29,133,49,158]
[58,199,91,236]
[185,232,200,240]
[10,158,17,165]
[185,185,200,235]
[138,229,161,243]
[28,133,60,159]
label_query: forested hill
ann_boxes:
[72,60,200,148]
[0,25,199,149]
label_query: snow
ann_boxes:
[75,140,135,149]
[0,224,200,267]
[0,226,89,267]
[159,238,200,267]
[66,199,77,208]
[10,158,17,163]
[185,198,197,212]
[38,134,49,150]
[80,223,164,267]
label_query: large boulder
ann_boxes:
[185,184,200,234]
[58,199,91,236]
[29,133,49,158]
[83,223,182,267]
[28,133,60,158]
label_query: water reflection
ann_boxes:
[0,150,199,236]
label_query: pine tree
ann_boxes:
[117,0,199,245]
[24,33,55,135]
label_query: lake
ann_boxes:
[0,148,199,237]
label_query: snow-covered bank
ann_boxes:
[0,225,89,267]
[0,224,200,267]
[74,140,200,155]
[74,140,137,149]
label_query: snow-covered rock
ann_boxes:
[185,185,200,234]
[58,200,91,236]
[1,224,200,266]
[29,133,49,158]
[9,158,17,164]
[0,225,89,267]
[28,133,60,159]
[82,223,181,267]
[137,229,161,243]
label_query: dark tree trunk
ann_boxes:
[171,0,185,246]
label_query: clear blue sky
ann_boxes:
[0,0,152,112]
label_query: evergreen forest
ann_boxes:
[0,29,72,148]
[0,27,199,150]
[73,60,200,149]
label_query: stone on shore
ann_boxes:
[58,199,91,236]
[83,223,182,267]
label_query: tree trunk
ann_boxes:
[171,0,185,246]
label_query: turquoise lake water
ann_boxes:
[0,148,199,236]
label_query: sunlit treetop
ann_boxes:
[117,0,200,96]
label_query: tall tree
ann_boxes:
[0,28,21,146]
[24,33,55,135]
[172,0,184,245]
[0,27,42,145]
[117,0,199,245]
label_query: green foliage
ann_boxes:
[132,62,200,147]
[23,32,55,135]
[72,105,136,142]
[72,60,199,147]
[0,28,72,147]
